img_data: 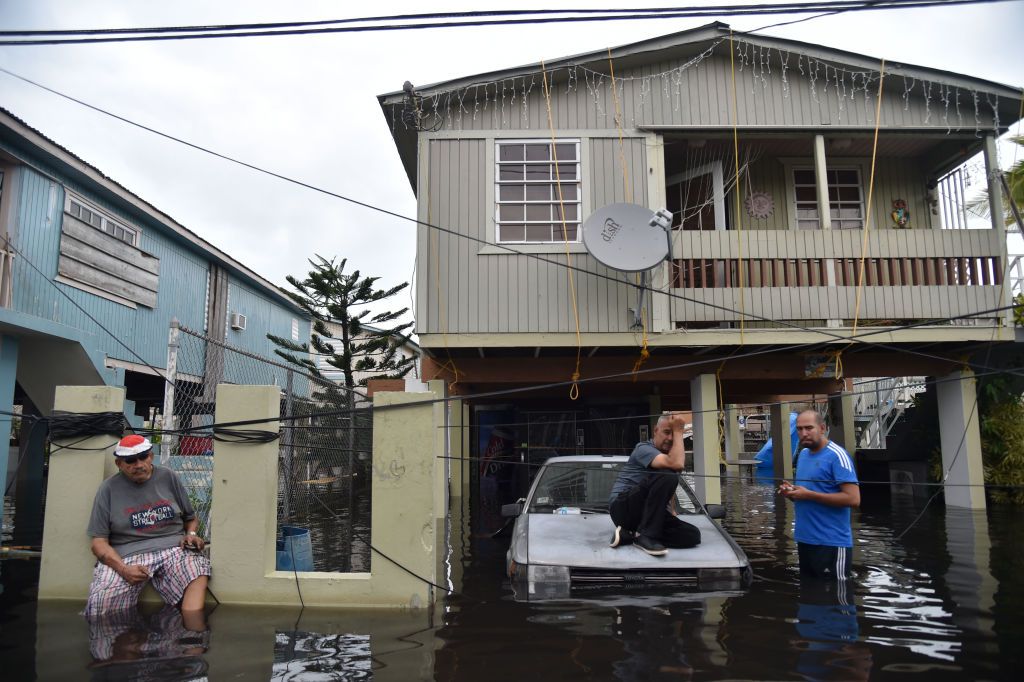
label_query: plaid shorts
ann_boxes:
[84,546,211,616]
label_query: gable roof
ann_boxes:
[0,106,306,316]
[379,21,1022,187]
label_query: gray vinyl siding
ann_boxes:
[419,136,649,334]
[411,52,999,134]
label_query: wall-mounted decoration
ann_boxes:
[891,199,911,228]
[745,191,774,219]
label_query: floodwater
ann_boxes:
[3,474,1023,680]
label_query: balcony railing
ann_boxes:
[669,229,1006,326]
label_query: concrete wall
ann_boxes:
[208,384,440,608]
[38,383,444,608]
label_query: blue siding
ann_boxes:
[1,138,308,380]
[223,277,311,386]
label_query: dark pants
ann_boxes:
[797,543,853,580]
[609,470,701,548]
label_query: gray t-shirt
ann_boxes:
[87,465,195,557]
[608,440,661,502]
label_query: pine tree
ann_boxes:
[268,255,415,388]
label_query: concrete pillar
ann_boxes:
[38,386,125,600]
[0,335,18,519]
[690,373,720,504]
[428,379,447,521]
[770,401,793,481]
[936,369,986,510]
[944,509,997,658]
[828,389,856,453]
[210,385,281,599]
[449,400,470,503]
[723,404,742,465]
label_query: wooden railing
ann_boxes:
[669,229,1006,325]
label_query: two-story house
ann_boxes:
[0,107,311,539]
[380,23,1022,517]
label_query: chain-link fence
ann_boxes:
[159,322,372,572]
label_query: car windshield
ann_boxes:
[527,461,701,514]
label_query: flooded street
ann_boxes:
[3,475,1023,680]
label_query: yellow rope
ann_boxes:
[728,30,746,343]
[851,58,886,338]
[607,48,633,204]
[606,48,652,380]
[541,59,583,400]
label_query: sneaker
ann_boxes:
[635,534,668,557]
[609,526,635,548]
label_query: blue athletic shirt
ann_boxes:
[793,440,858,547]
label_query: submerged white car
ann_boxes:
[503,456,752,599]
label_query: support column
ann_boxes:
[813,134,833,231]
[449,399,470,501]
[982,133,1013,329]
[209,384,281,600]
[38,386,125,600]
[828,388,856,453]
[428,379,448,521]
[723,404,742,467]
[770,401,793,481]
[690,373,720,504]
[936,369,986,510]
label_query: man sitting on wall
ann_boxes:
[84,435,211,616]
[607,412,701,556]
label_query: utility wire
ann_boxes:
[1,65,1017,383]
[0,1,1008,46]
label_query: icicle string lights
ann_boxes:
[391,38,1010,137]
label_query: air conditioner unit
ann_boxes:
[229,312,247,331]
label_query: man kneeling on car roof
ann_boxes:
[607,412,701,556]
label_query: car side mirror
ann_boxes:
[705,504,726,519]
[501,502,524,517]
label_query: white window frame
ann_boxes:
[64,192,140,246]
[788,164,866,231]
[494,138,582,244]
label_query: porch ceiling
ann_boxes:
[662,134,980,168]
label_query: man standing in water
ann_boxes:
[608,411,701,556]
[778,410,860,579]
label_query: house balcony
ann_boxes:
[668,228,1008,332]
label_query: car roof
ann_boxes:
[540,455,629,464]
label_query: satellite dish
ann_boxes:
[582,203,671,272]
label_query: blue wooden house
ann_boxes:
[0,107,311,510]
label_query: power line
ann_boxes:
[0,1,1008,46]
[1,65,1017,382]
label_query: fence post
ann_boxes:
[161,318,180,464]
[282,369,294,523]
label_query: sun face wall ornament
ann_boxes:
[745,191,774,219]
[891,199,911,228]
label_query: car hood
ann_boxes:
[511,513,748,570]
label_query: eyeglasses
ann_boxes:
[118,451,152,465]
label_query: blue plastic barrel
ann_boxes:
[276,526,314,571]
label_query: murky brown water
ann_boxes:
[3,474,1023,680]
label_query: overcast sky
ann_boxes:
[1,1,1021,323]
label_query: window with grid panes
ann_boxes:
[793,167,864,230]
[496,140,580,243]
[66,195,139,246]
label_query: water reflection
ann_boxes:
[85,606,209,681]
[794,579,872,681]
[272,631,371,680]
[13,469,1024,679]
